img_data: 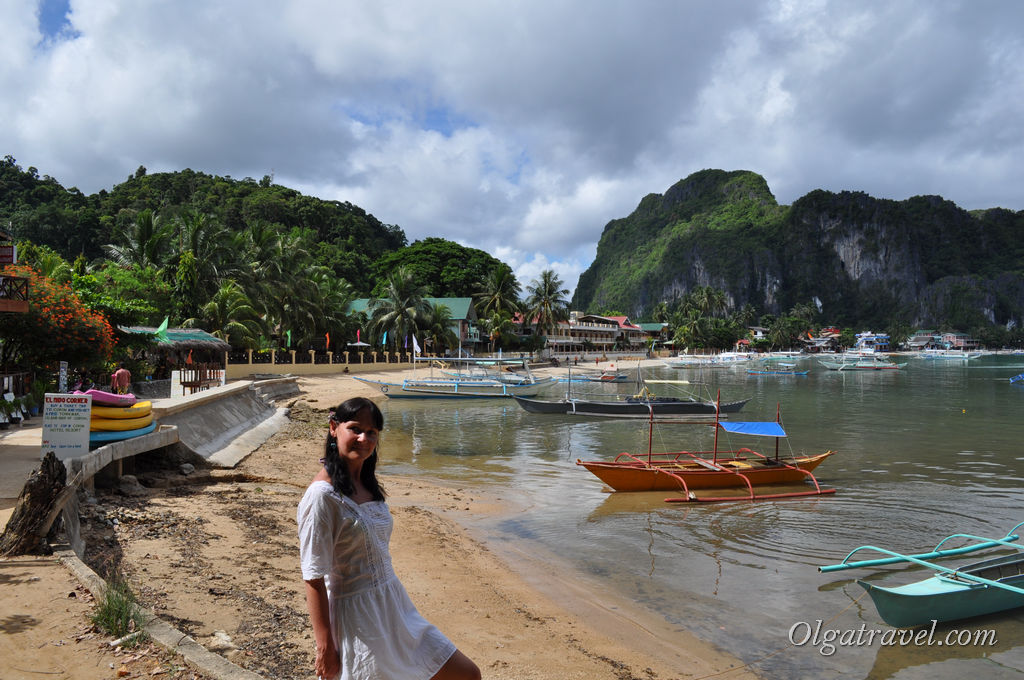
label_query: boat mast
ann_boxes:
[647,405,654,463]
[775,403,780,460]
[713,390,721,463]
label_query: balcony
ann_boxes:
[0,275,28,313]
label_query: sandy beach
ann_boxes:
[2,366,756,680]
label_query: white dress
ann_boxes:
[297,480,456,680]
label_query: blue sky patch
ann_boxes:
[37,0,77,41]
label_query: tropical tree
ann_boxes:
[15,242,72,283]
[524,270,570,339]
[479,310,516,353]
[0,264,116,369]
[689,286,728,317]
[170,208,233,308]
[766,315,806,350]
[420,302,459,354]
[370,237,505,298]
[475,265,522,319]
[182,280,266,348]
[103,209,173,270]
[673,309,711,349]
[305,267,359,350]
[368,267,430,352]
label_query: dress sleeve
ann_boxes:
[297,485,337,581]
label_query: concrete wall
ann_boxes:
[225,359,413,380]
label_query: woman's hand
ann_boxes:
[305,578,340,679]
[315,644,340,679]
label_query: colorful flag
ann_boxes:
[382,331,388,345]
[357,329,361,343]
[286,330,292,347]
[412,335,421,354]
[154,316,170,343]
[325,332,330,349]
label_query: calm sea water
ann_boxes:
[375,355,1024,679]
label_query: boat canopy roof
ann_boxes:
[718,421,787,437]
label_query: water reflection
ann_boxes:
[375,357,1024,678]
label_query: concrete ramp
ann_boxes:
[151,377,300,468]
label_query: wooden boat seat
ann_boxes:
[691,458,723,470]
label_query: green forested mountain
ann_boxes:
[0,157,521,360]
[573,169,1024,332]
[0,157,406,295]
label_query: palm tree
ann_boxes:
[480,310,515,353]
[182,280,266,348]
[475,265,522,319]
[172,209,232,305]
[689,286,728,317]
[103,209,173,270]
[24,247,72,283]
[368,267,430,353]
[673,309,711,349]
[524,270,569,339]
[420,302,458,354]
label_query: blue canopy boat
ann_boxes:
[1010,373,1024,384]
[819,523,1024,628]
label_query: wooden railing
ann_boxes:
[0,276,28,313]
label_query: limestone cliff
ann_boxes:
[571,170,1024,329]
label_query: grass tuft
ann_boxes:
[91,577,148,646]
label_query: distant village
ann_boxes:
[351,298,982,358]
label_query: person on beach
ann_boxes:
[297,397,480,680]
[110,363,131,394]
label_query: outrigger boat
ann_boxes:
[747,361,809,376]
[818,355,906,371]
[554,368,631,383]
[575,401,835,502]
[514,365,749,418]
[819,523,1024,627]
[353,356,555,399]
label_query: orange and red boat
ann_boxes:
[576,402,836,503]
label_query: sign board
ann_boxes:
[42,393,92,461]
[0,244,14,265]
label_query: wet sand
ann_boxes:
[2,365,757,679]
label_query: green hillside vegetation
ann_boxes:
[574,169,1024,347]
[0,157,527,374]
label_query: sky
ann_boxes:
[4,0,1023,297]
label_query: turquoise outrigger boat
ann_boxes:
[819,523,1024,628]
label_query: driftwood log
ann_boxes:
[0,451,75,556]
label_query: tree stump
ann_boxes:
[0,451,71,556]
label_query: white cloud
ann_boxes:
[3,0,1024,302]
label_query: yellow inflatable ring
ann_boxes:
[90,412,155,431]
[91,400,152,419]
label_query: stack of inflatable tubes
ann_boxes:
[78,390,158,445]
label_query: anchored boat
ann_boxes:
[819,523,1024,627]
[818,355,906,371]
[513,364,749,418]
[576,401,835,502]
[353,356,555,399]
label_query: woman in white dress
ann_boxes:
[298,397,480,680]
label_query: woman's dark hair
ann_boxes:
[324,397,386,501]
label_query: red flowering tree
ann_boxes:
[0,264,116,369]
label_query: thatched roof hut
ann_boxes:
[119,326,231,353]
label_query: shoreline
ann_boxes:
[1,364,757,680]
[294,369,757,678]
